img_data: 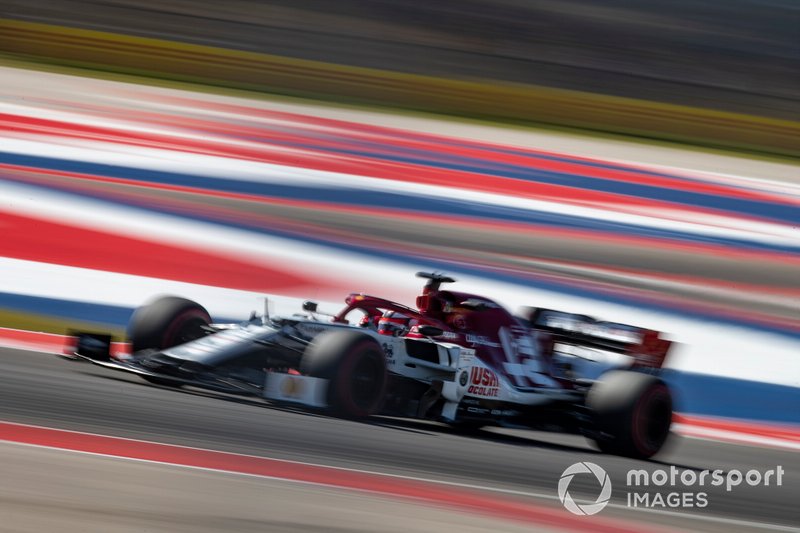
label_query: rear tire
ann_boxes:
[301,330,387,418]
[128,296,211,353]
[587,370,672,459]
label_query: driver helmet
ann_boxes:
[358,313,380,330]
[378,311,410,336]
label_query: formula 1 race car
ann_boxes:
[66,272,674,459]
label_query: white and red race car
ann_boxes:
[68,272,674,458]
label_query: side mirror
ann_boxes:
[302,300,318,312]
[418,325,444,337]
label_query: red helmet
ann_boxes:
[358,313,380,330]
[378,311,410,336]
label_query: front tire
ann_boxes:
[587,370,672,459]
[301,330,387,418]
[128,296,211,353]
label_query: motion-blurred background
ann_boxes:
[0,3,798,531]
[1,0,799,408]
[2,0,799,155]
[4,0,800,116]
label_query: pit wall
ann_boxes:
[1,18,798,158]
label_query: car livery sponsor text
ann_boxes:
[468,367,500,397]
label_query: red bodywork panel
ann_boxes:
[334,287,671,390]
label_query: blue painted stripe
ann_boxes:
[662,370,800,425]
[227,138,800,225]
[3,153,799,255]
[278,124,748,191]
[383,133,795,205]
[339,150,800,225]
[0,292,135,326]
[3,175,800,340]
[0,294,240,328]
[3,161,798,338]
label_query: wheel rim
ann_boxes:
[174,318,208,345]
[163,311,209,348]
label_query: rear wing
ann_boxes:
[528,309,672,369]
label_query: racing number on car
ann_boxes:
[381,342,396,366]
[499,326,544,387]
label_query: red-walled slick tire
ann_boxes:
[301,330,387,418]
[587,370,672,459]
[128,296,211,353]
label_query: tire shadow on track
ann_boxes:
[368,418,713,472]
[73,368,331,421]
[73,365,713,470]
[75,367,585,448]
[366,416,602,455]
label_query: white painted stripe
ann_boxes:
[616,160,800,200]
[2,67,798,393]
[4,62,797,188]
[509,257,800,308]
[0,179,414,299]
[1,257,799,388]
[3,135,799,247]
[0,257,341,320]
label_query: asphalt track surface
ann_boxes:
[1,443,541,533]
[1,347,798,532]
